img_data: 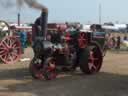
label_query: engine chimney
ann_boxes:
[40,10,48,40]
[18,13,20,26]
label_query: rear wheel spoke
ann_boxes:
[9,54,14,62]
[2,40,9,48]
[89,63,97,70]
[11,52,18,58]
[88,47,99,71]
[2,53,8,61]
[0,50,6,54]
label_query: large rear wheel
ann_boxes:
[79,42,103,74]
[0,36,21,64]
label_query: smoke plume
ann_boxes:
[0,0,15,8]
[16,0,48,11]
[0,0,47,11]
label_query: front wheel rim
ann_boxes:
[30,58,57,80]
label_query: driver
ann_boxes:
[32,7,48,42]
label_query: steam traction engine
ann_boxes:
[0,20,21,64]
[29,11,106,80]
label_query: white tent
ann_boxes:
[114,24,127,29]
[102,25,119,30]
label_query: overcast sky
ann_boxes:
[0,0,128,24]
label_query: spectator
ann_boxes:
[19,30,27,54]
[116,36,121,50]
[123,35,127,41]
[111,36,116,48]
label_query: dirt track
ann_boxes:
[0,48,128,96]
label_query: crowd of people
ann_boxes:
[106,33,128,50]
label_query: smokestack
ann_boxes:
[16,0,48,39]
[41,10,48,40]
[18,13,20,26]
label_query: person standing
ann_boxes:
[111,36,116,48]
[19,29,27,54]
[123,35,127,41]
[116,36,121,50]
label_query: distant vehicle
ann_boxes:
[102,24,127,32]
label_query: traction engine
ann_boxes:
[29,11,106,80]
[0,20,22,64]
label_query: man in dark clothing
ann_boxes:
[116,36,121,50]
[124,35,127,41]
[32,5,48,57]
[111,36,116,48]
[32,7,48,42]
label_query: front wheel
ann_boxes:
[29,57,57,80]
[79,42,103,74]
